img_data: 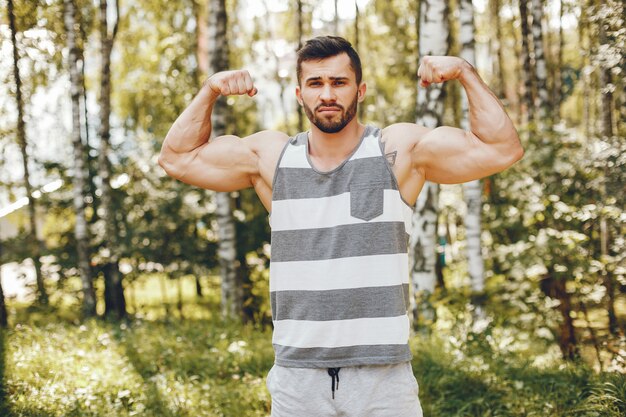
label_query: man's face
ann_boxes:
[296,53,366,134]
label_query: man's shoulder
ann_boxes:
[246,129,291,145]
[382,123,431,139]
[245,130,291,156]
[381,123,432,148]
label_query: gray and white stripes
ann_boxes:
[269,125,414,368]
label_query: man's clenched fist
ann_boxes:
[417,56,470,88]
[204,70,257,97]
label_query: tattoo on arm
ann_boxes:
[385,151,397,166]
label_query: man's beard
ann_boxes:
[302,93,359,134]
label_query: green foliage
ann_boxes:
[113,0,200,141]
[482,122,625,361]
[411,303,626,417]
[1,276,624,417]
[1,5,625,415]
[358,0,419,125]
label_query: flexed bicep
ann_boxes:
[412,126,522,184]
[172,134,259,191]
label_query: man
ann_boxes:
[159,36,523,416]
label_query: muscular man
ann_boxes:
[159,36,523,417]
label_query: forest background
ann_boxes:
[0,0,624,416]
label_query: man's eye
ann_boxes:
[334,81,345,85]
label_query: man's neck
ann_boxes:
[307,120,365,161]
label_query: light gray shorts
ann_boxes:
[266,361,423,417]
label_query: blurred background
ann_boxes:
[0,0,624,416]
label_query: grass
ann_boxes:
[0,274,624,416]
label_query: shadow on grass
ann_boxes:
[108,316,274,417]
[107,322,177,417]
[411,340,626,417]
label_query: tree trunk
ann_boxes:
[194,0,209,78]
[160,274,170,316]
[0,231,7,328]
[518,0,535,127]
[194,274,203,298]
[458,0,485,301]
[553,0,564,124]
[177,277,184,320]
[98,0,125,320]
[490,0,507,100]
[8,0,48,306]
[540,268,579,360]
[296,0,304,131]
[597,1,618,336]
[208,0,240,321]
[355,0,365,120]
[64,0,97,318]
[410,0,449,328]
[530,0,551,129]
[508,0,523,125]
[598,19,615,141]
[78,9,100,226]
[600,217,617,334]
[580,4,591,140]
[237,250,255,324]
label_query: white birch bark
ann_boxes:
[598,11,618,334]
[64,0,97,317]
[297,0,305,131]
[530,0,550,126]
[554,0,564,124]
[208,0,239,320]
[490,0,506,100]
[98,0,126,319]
[8,0,48,305]
[519,0,535,127]
[458,0,484,294]
[410,0,449,320]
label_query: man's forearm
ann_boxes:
[162,83,220,154]
[457,62,519,146]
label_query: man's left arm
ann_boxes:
[410,56,524,184]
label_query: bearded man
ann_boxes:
[158,36,523,417]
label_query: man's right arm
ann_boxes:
[158,70,282,192]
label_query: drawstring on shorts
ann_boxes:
[327,367,341,399]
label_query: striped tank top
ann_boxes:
[269,124,414,368]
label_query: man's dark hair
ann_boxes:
[296,36,362,85]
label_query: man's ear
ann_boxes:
[357,82,367,103]
[295,85,303,106]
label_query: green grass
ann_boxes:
[0,275,624,416]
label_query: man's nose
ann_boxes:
[319,84,336,101]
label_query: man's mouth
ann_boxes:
[317,106,342,113]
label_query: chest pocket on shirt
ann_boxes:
[349,181,385,221]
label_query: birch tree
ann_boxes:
[595,0,620,335]
[518,0,535,127]
[458,0,485,301]
[8,0,48,305]
[530,0,551,127]
[98,0,126,319]
[490,0,506,100]
[207,0,241,320]
[410,0,449,325]
[64,0,96,317]
[297,0,305,131]
[553,0,565,123]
